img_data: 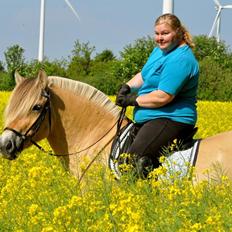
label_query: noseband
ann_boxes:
[4,90,51,152]
[3,88,127,161]
[3,89,127,183]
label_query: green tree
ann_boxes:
[94,49,115,62]
[114,36,155,83]
[0,61,5,72]
[3,44,26,88]
[0,72,13,90]
[193,35,229,63]
[193,36,232,101]
[68,40,95,77]
[86,60,121,95]
[22,59,67,78]
[198,57,232,101]
[4,44,25,77]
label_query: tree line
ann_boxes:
[0,35,232,101]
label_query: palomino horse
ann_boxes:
[0,70,232,182]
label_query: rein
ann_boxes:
[78,107,126,183]
[38,107,126,157]
[4,88,127,183]
[5,89,127,157]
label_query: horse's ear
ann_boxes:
[15,71,25,85]
[37,70,48,88]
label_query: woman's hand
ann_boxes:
[115,84,131,106]
[116,93,139,107]
[116,72,146,107]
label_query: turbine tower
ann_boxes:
[208,0,232,42]
[38,0,80,62]
[38,0,45,62]
[162,0,174,14]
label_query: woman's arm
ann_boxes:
[127,72,174,108]
[136,89,175,108]
[127,72,144,90]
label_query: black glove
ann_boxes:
[116,84,131,106]
[117,93,139,107]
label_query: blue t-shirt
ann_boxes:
[134,45,199,125]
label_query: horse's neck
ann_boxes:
[48,86,120,155]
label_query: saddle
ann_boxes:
[109,122,137,179]
[109,122,198,179]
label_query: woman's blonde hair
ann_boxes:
[155,13,195,48]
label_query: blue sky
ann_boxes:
[1,0,232,63]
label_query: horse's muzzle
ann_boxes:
[0,130,23,160]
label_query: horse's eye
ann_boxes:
[32,104,42,112]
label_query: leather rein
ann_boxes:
[4,89,126,158]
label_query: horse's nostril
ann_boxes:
[6,140,13,152]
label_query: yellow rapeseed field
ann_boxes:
[0,91,232,231]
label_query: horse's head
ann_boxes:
[0,70,51,160]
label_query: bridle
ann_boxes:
[4,88,127,183]
[4,89,127,157]
[4,90,51,153]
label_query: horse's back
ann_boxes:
[195,130,232,181]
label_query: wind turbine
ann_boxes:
[208,0,232,42]
[162,0,174,14]
[38,0,80,62]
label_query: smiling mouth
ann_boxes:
[159,42,167,46]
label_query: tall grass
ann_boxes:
[0,92,232,231]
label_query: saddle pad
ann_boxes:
[109,123,200,180]
[161,139,200,179]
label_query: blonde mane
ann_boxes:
[4,76,120,126]
[48,76,120,117]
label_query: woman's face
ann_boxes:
[155,22,179,52]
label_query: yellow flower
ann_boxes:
[53,206,71,227]
[29,204,39,216]
[191,222,203,231]
[221,175,229,182]
[41,226,56,232]
[68,195,82,208]
[206,216,213,225]
[127,224,140,232]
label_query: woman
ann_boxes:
[116,14,199,178]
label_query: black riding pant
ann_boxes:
[128,118,194,168]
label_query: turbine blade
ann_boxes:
[64,0,80,21]
[208,8,221,37]
[223,5,232,9]
[213,0,221,7]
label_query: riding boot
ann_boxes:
[135,156,153,179]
